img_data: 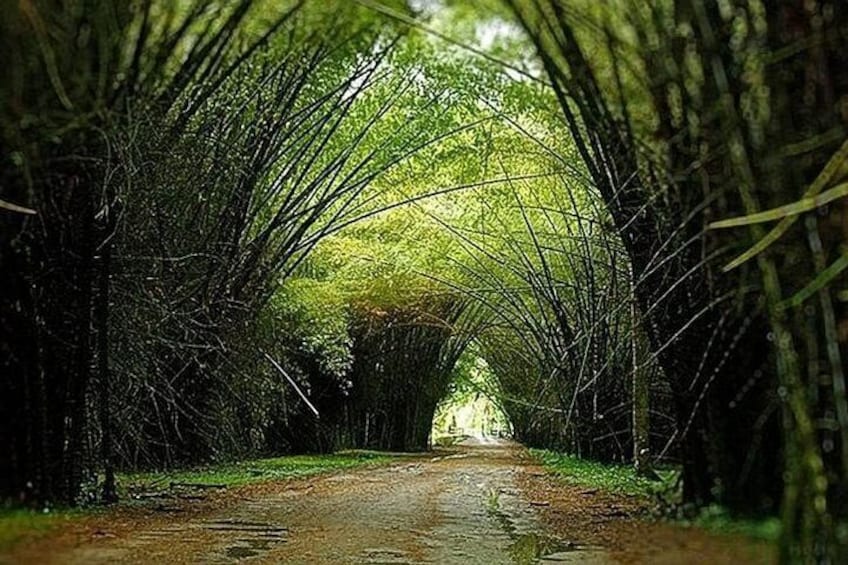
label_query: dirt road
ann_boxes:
[4,439,774,564]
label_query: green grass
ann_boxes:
[530,448,665,497]
[0,508,77,551]
[686,504,782,541]
[120,450,394,494]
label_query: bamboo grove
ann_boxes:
[1,1,847,562]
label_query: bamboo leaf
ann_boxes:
[20,0,74,110]
[0,198,37,215]
[709,182,848,229]
[719,138,848,272]
[780,251,848,310]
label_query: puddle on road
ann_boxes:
[508,532,608,563]
[485,486,610,564]
[508,532,571,562]
[225,544,261,559]
[205,519,287,561]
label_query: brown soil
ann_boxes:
[1,439,775,564]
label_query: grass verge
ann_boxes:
[120,450,393,494]
[529,448,664,497]
[0,508,77,552]
[530,448,780,542]
[1,450,395,552]
[684,504,781,541]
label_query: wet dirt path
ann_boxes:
[7,439,603,564]
[5,439,775,564]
